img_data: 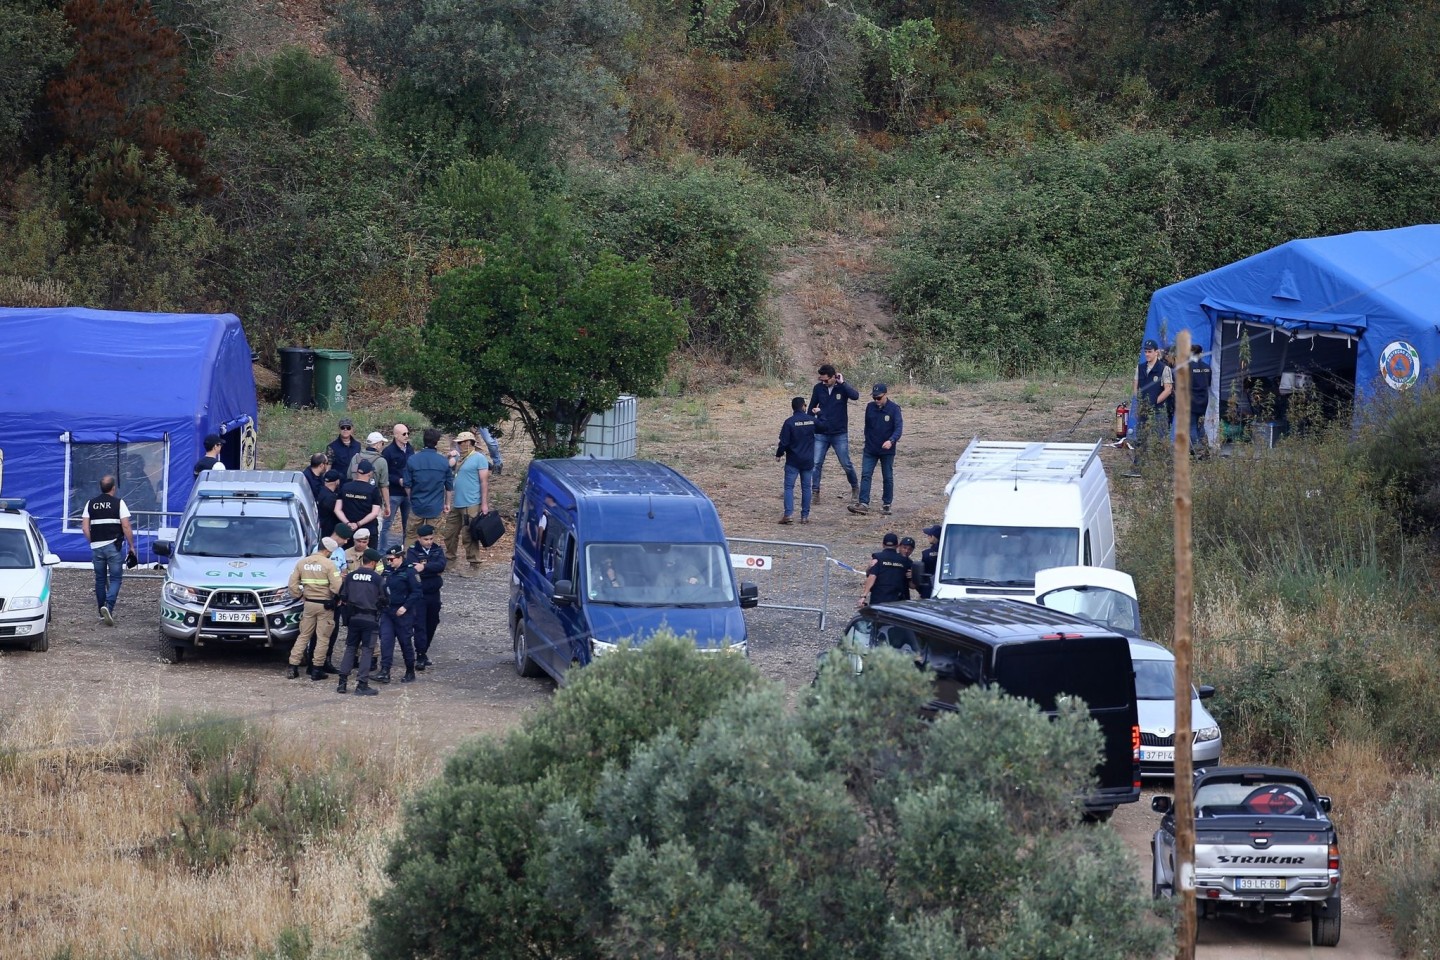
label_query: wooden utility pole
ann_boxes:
[1172,330,1197,957]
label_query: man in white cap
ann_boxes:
[442,431,491,576]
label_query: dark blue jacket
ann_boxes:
[382,562,423,612]
[404,448,453,517]
[328,435,360,475]
[405,541,447,595]
[776,412,817,469]
[862,398,903,456]
[382,441,413,496]
[867,548,910,604]
[808,380,860,436]
[1188,357,1212,411]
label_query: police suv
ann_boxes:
[154,471,320,662]
[0,498,60,651]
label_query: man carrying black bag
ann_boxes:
[469,508,505,550]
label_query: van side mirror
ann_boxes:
[1197,684,1216,700]
[153,541,172,558]
[1317,795,1331,812]
[552,579,575,605]
[1151,796,1172,814]
[739,582,759,609]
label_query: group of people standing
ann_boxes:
[858,525,940,606]
[776,364,904,524]
[1133,338,1213,460]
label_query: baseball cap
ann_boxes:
[416,524,435,537]
[335,523,353,539]
[899,536,915,547]
[355,459,374,474]
[323,469,342,482]
[455,431,477,444]
[1143,339,1159,350]
[385,544,405,558]
[362,548,382,563]
[203,433,221,449]
[353,527,371,539]
[872,383,888,397]
[923,524,941,538]
[338,417,354,429]
[882,532,899,546]
[366,431,385,444]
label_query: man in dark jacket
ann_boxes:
[405,524,447,669]
[403,428,453,541]
[807,363,860,505]
[380,424,414,552]
[336,459,384,542]
[336,549,386,695]
[1187,343,1213,450]
[1132,339,1173,467]
[850,384,903,516]
[775,396,816,525]
[304,452,329,500]
[316,469,342,539]
[858,532,910,607]
[918,524,940,599]
[376,544,421,684]
[327,417,360,475]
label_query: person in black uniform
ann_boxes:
[1132,339,1173,467]
[858,532,910,608]
[897,536,918,598]
[376,544,421,684]
[304,452,329,500]
[193,433,225,476]
[337,459,384,542]
[336,549,386,695]
[317,469,343,539]
[775,396,816,524]
[918,524,940,599]
[1187,343,1213,451]
[405,524,447,669]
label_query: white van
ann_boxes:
[929,440,1114,601]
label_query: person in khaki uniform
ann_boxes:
[287,541,341,680]
[441,431,490,576]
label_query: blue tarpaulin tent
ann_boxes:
[0,307,258,561]
[1141,224,1440,439]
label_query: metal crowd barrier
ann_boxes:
[726,537,833,630]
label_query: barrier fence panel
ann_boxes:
[727,538,833,630]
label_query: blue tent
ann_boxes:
[0,308,259,561]
[1141,225,1440,439]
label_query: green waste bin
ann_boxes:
[311,349,352,411]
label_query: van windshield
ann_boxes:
[180,515,300,558]
[938,525,1078,586]
[585,543,736,606]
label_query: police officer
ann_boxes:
[376,544,421,684]
[405,524,447,669]
[918,524,941,599]
[336,459,384,542]
[1188,343,1213,450]
[897,536,918,598]
[317,469,343,539]
[286,539,341,680]
[336,549,387,695]
[80,475,138,624]
[1132,339,1173,465]
[775,396,816,525]
[858,532,910,607]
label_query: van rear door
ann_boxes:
[992,635,1140,809]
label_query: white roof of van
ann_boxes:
[944,440,1101,494]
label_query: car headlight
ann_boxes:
[259,586,293,606]
[1195,725,1221,743]
[590,637,619,657]
[6,596,43,611]
[165,581,202,605]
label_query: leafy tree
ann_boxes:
[370,638,1167,960]
[0,1,71,155]
[385,220,684,457]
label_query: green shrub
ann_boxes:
[1377,774,1440,955]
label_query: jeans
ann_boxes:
[91,541,124,612]
[812,433,858,494]
[859,451,895,507]
[783,464,814,519]
[479,427,503,470]
[381,493,410,553]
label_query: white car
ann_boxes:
[0,499,60,651]
[1034,566,1222,777]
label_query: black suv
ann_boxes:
[833,598,1142,817]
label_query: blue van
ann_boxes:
[509,459,759,683]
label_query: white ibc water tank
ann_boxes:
[577,395,637,459]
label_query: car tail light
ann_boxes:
[1329,842,1340,872]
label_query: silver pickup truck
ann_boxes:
[1151,765,1341,947]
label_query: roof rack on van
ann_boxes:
[944,439,1102,494]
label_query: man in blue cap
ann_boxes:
[850,383,903,516]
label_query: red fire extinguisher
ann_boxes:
[1114,401,1130,441]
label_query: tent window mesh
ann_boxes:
[67,441,169,532]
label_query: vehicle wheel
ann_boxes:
[512,618,543,678]
[27,631,48,652]
[1312,897,1342,947]
[1082,807,1114,824]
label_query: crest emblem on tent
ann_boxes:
[1381,341,1421,390]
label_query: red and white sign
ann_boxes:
[729,553,772,570]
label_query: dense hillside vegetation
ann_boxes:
[4,0,1440,373]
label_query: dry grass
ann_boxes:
[0,698,439,959]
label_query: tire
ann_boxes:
[1152,849,1173,900]
[1312,897,1342,947]
[512,618,543,678]
[27,630,48,652]
[1083,807,1114,824]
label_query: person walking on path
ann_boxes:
[1187,343,1213,450]
[336,459,384,542]
[335,549,386,696]
[80,475,138,625]
[808,363,860,505]
[403,428,452,541]
[376,544,421,684]
[192,433,226,477]
[858,532,910,608]
[405,524,447,670]
[775,396,816,525]
[286,540,342,680]
[443,431,491,575]
[380,424,413,551]
[327,417,361,475]
[850,384,903,516]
